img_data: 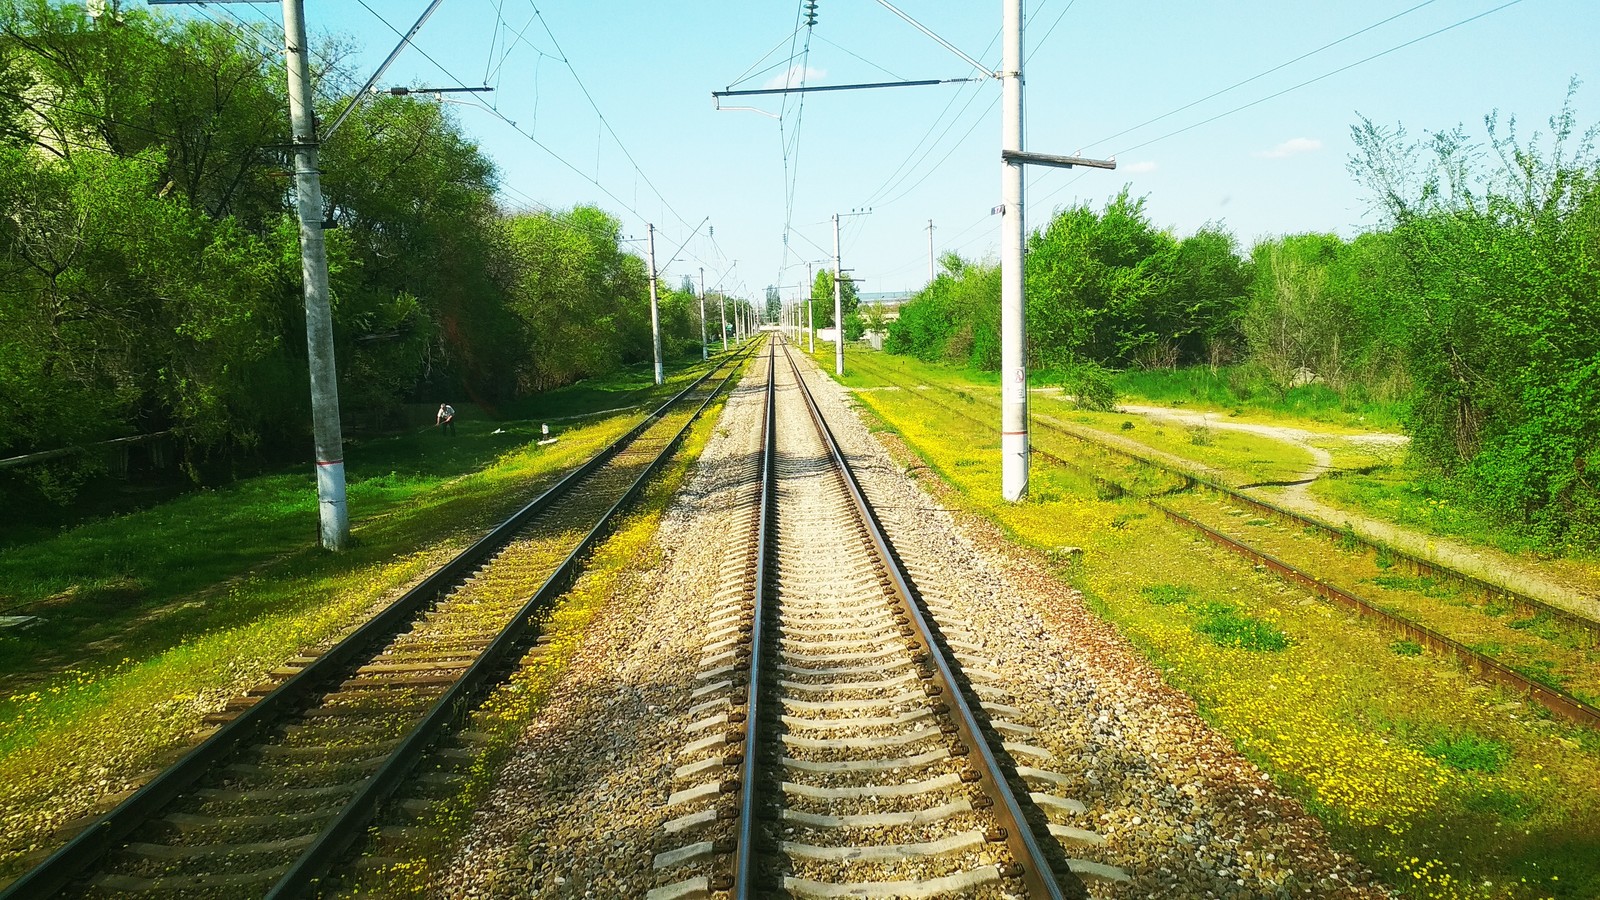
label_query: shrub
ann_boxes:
[1059,359,1116,412]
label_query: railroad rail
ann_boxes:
[0,344,757,899]
[835,358,1600,730]
[648,339,1122,898]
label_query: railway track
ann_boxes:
[649,339,1127,899]
[831,354,1600,730]
[0,345,757,899]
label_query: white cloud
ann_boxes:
[764,65,827,90]
[1255,137,1322,159]
[1124,160,1158,174]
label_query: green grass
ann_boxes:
[1045,404,1317,486]
[1192,603,1291,651]
[1391,639,1425,657]
[1425,732,1512,773]
[1312,464,1553,557]
[1139,583,1197,605]
[1111,364,1409,431]
[1368,574,1460,599]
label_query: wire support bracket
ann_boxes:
[1002,149,1116,170]
[713,77,977,106]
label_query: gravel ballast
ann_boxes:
[439,345,1388,899]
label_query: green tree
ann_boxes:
[811,269,860,328]
[1348,86,1600,544]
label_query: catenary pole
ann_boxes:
[698,267,708,360]
[1000,0,1028,502]
[284,0,348,550]
[647,224,663,385]
[832,213,844,376]
[807,261,816,353]
[928,218,936,283]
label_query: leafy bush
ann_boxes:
[1058,359,1116,412]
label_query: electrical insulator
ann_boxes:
[804,0,819,28]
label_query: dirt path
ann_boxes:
[1106,404,1600,622]
[1117,403,1407,492]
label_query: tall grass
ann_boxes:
[1111,365,1409,431]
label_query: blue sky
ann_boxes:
[151,1,1600,303]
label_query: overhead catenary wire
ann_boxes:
[1081,0,1442,153]
[1031,1,1527,212]
[524,1,696,233]
[346,0,705,256]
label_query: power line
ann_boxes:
[524,1,695,232]
[1033,0,1526,212]
[860,29,1001,207]
[346,1,702,253]
[727,25,807,89]
[1082,0,1442,153]
[1026,0,1077,64]
[813,32,908,82]
[879,92,1000,208]
[1118,0,1524,157]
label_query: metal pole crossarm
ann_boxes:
[1001,149,1117,170]
[713,78,975,102]
[872,0,999,79]
[322,0,449,141]
[384,86,494,96]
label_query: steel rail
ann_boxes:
[1156,504,1600,730]
[731,339,776,898]
[778,340,1070,898]
[1,343,758,900]
[828,357,1600,730]
[1037,416,1600,644]
[269,344,753,897]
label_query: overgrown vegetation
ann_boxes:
[884,89,1600,549]
[0,1,741,519]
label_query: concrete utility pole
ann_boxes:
[832,213,844,376]
[928,218,937,284]
[285,0,348,550]
[647,224,663,385]
[999,0,1028,502]
[698,267,708,360]
[807,261,816,353]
